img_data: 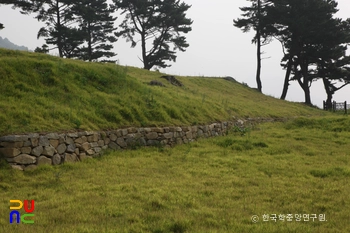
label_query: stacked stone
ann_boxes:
[0,121,238,170]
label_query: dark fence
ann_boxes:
[323,101,349,114]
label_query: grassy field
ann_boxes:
[0,48,328,135]
[1,117,349,233]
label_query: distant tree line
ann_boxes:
[234,0,350,106]
[0,0,193,70]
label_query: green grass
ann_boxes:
[0,48,329,135]
[1,117,349,232]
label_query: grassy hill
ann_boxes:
[0,48,327,135]
[1,49,350,233]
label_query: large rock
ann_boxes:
[87,134,98,142]
[121,129,128,136]
[46,133,59,140]
[49,139,59,148]
[98,140,104,147]
[78,153,86,161]
[186,132,193,140]
[0,141,24,148]
[146,132,158,140]
[81,136,88,143]
[152,127,164,133]
[31,146,43,157]
[163,132,174,139]
[64,153,78,163]
[43,146,55,157]
[65,137,74,145]
[23,140,32,147]
[0,135,28,142]
[30,138,39,147]
[39,136,50,147]
[56,144,67,154]
[80,142,90,152]
[104,137,110,145]
[94,147,102,153]
[138,138,147,146]
[0,148,21,157]
[108,142,120,150]
[109,134,117,141]
[13,154,36,165]
[67,132,78,138]
[74,137,84,144]
[90,142,99,148]
[116,130,122,137]
[116,138,127,148]
[21,147,32,155]
[182,127,191,132]
[128,127,138,133]
[52,154,61,165]
[86,149,95,155]
[37,156,52,165]
[66,144,76,153]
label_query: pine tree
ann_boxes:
[34,0,80,58]
[316,18,350,108]
[34,44,49,53]
[114,0,192,70]
[267,0,341,105]
[234,0,273,93]
[72,0,117,62]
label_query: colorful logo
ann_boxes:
[9,200,35,224]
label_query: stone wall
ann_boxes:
[0,118,275,171]
[0,121,245,170]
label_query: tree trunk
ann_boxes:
[256,0,262,93]
[88,22,92,62]
[256,33,262,92]
[141,32,150,70]
[302,66,311,105]
[280,55,292,100]
[304,84,312,105]
[300,60,312,105]
[56,0,63,57]
[322,77,333,110]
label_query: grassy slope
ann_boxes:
[0,48,328,136]
[1,117,349,233]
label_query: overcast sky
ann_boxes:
[0,0,349,108]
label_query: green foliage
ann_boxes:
[34,44,49,54]
[72,0,117,61]
[266,0,350,104]
[232,125,251,136]
[114,0,193,70]
[33,0,79,58]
